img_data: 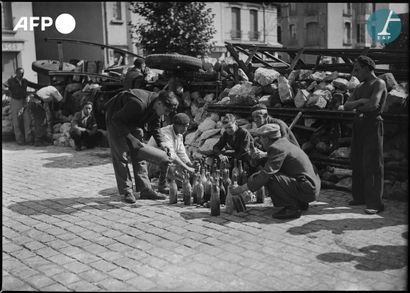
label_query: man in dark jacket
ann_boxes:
[70,101,102,151]
[212,113,253,165]
[105,89,178,203]
[2,68,41,145]
[231,123,321,220]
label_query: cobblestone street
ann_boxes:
[2,142,408,291]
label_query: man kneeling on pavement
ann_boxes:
[231,123,321,219]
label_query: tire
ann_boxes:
[145,54,203,71]
[32,60,76,75]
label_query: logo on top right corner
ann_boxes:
[367,9,402,44]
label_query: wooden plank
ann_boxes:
[225,42,252,81]
[245,46,258,66]
[57,42,64,70]
[260,51,290,67]
[289,48,305,70]
[235,45,275,68]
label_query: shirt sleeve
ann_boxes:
[176,137,191,164]
[111,100,143,137]
[236,129,253,160]
[262,146,287,174]
[213,132,228,153]
[71,112,81,128]
[147,116,166,147]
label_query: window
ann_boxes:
[343,22,352,45]
[277,26,282,43]
[231,7,241,39]
[289,3,297,16]
[305,22,319,45]
[112,2,122,21]
[356,23,365,44]
[289,24,296,40]
[249,10,258,41]
[343,3,352,15]
[277,5,281,18]
[2,2,14,30]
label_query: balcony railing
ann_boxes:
[249,31,260,41]
[230,30,242,40]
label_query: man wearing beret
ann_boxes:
[105,89,178,203]
[338,55,387,214]
[147,112,195,193]
[231,123,321,219]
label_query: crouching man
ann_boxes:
[231,124,321,219]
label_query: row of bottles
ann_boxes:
[168,157,265,216]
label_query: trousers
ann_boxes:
[351,116,384,209]
[106,118,152,195]
[247,170,320,208]
[10,98,32,144]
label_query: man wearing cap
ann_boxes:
[147,112,195,193]
[231,123,321,219]
[249,103,299,166]
[250,103,299,146]
[338,55,387,214]
[105,89,179,203]
[123,58,149,90]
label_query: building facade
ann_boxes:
[205,2,281,59]
[2,1,38,83]
[278,3,408,54]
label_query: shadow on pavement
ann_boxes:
[41,151,111,168]
[180,205,296,224]
[7,196,139,216]
[316,244,407,271]
[287,216,406,235]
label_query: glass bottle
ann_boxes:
[210,178,221,216]
[240,161,248,187]
[256,186,265,203]
[219,174,226,205]
[169,178,178,204]
[225,182,234,214]
[204,171,212,202]
[231,158,239,183]
[196,175,204,205]
[183,172,192,205]
[191,174,199,204]
[237,160,244,185]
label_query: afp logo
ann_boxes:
[367,9,402,44]
[13,13,76,34]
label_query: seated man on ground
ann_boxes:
[231,123,321,220]
[69,101,102,151]
[147,113,195,193]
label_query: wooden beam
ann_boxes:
[57,42,64,70]
[245,46,258,66]
[289,48,305,70]
[225,42,253,81]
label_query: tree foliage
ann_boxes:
[129,2,216,57]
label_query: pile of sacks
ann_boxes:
[52,122,75,147]
[2,103,13,138]
[223,67,408,113]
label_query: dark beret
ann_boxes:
[356,55,376,70]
